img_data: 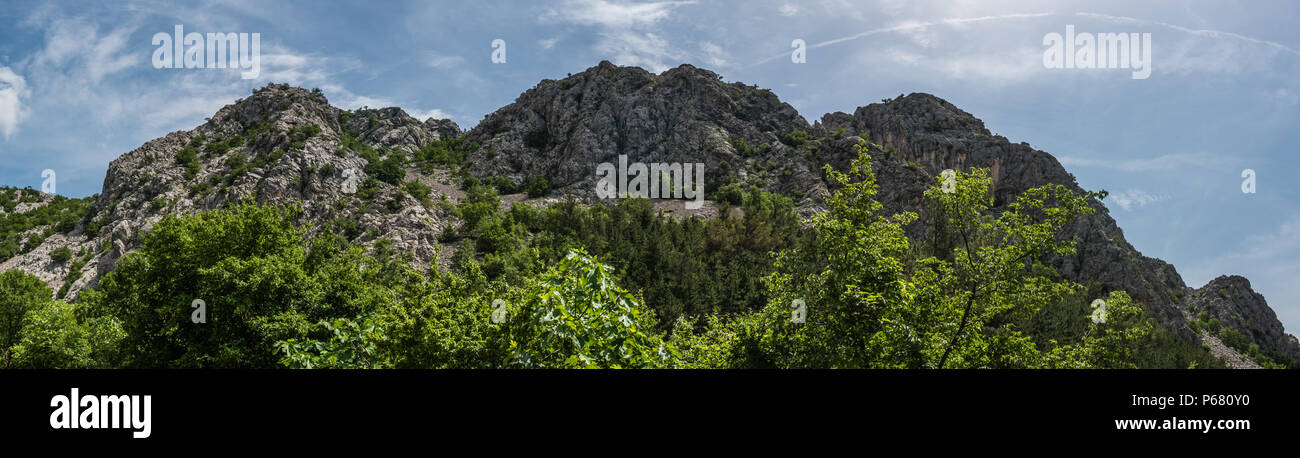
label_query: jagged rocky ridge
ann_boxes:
[3,61,1296,365]
[2,84,466,301]
[1186,275,1300,362]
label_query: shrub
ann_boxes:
[364,151,407,185]
[50,246,73,264]
[504,249,674,368]
[779,130,810,147]
[175,146,201,179]
[728,135,752,157]
[402,181,432,206]
[524,175,552,198]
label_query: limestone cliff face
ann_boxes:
[6,84,463,300]
[3,62,1294,363]
[463,61,813,199]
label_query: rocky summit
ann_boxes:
[2,61,1295,366]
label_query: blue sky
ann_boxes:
[1,0,1297,332]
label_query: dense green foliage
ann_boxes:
[175,145,201,179]
[0,142,1225,369]
[77,202,410,368]
[0,269,122,368]
[503,249,673,368]
[0,187,93,260]
[444,179,802,327]
[362,149,407,185]
[666,146,1190,368]
[414,137,476,169]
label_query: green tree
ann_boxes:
[505,249,675,368]
[1044,291,1155,368]
[700,141,1135,368]
[915,165,1095,368]
[10,300,125,369]
[368,266,511,369]
[0,269,52,368]
[81,201,399,368]
[278,318,389,369]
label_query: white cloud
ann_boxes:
[422,52,485,88]
[320,88,452,122]
[699,42,730,69]
[10,9,403,147]
[546,0,702,73]
[256,48,362,87]
[410,108,452,121]
[0,66,29,140]
[753,12,1053,66]
[547,0,695,29]
[1076,12,1300,57]
[876,45,1042,83]
[29,18,139,84]
[818,0,866,22]
[1059,153,1230,172]
[778,4,799,17]
[595,31,683,73]
[1106,189,1167,211]
[332,93,397,111]
[428,55,467,69]
[12,17,154,135]
[539,38,560,50]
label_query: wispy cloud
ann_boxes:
[1106,189,1167,211]
[1076,12,1300,57]
[1059,153,1230,173]
[409,108,453,121]
[755,9,1300,82]
[754,12,1053,65]
[26,17,140,84]
[546,0,695,28]
[4,7,438,169]
[543,0,698,73]
[428,55,467,69]
[698,41,730,69]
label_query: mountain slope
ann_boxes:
[5,84,466,300]
[464,61,817,198]
[2,62,1295,366]
[815,94,1193,341]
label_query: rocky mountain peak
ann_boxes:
[1187,275,1300,361]
[464,61,808,196]
[22,83,466,300]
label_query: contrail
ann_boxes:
[1076,12,1300,57]
[754,10,1300,66]
[752,12,1055,66]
